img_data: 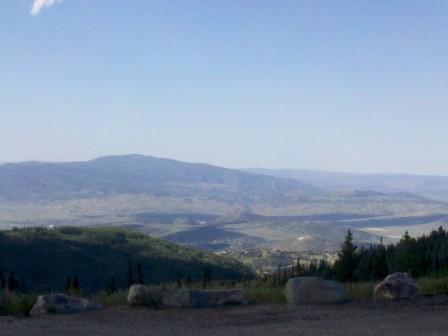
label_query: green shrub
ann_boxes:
[0,291,36,317]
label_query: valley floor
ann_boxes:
[2,297,448,336]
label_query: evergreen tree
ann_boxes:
[275,263,282,285]
[8,272,18,291]
[295,257,302,277]
[394,231,416,275]
[72,276,80,290]
[202,266,211,289]
[317,259,332,279]
[0,269,6,289]
[371,245,389,280]
[106,275,117,295]
[20,278,27,293]
[176,272,182,288]
[137,262,144,284]
[65,277,72,292]
[127,261,134,287]
[353,247,372,280]
[334,230,358,282]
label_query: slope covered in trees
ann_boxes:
[0,227,254,293]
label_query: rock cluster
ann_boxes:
[127,285,247,308]
[284,277,349,305]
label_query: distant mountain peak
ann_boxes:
[0,154,322,202]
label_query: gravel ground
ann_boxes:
[2,296,448,336]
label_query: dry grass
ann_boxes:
[244,286,286,303]
[418,277,448,295]
[345,282,375,299]
[91,290,128,307]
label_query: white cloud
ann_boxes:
[31,0,62,16]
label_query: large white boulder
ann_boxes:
[285,277,349,305]
[30,294,103,316]
[374,272,418,300]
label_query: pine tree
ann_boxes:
[0,269,6,289]
[275,263,282,285]
[371,245,389,280]
[202,266,211,289]
[137,263,144,284]
[65,277,72,292]
[106,275,117,295]
[127,261,134,287]
[395,230,416,275]
[72,276,80,290]
[334,230,358,282]
[8,272,18,291]
[176,272,182,288]
[295,257,302,277]
[20,278,27,293]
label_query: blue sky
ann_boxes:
[1,1,448,174]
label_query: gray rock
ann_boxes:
[190,288,246,308]
[127,284,163,307]
[127,285,246,308]
[160,288,191,308]
[30,294,103,316]
[374,272,418,300]
[285,277,349,305]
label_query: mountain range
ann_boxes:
[242,168,448,201]
[1,154,448,271]
[0,155,321,202]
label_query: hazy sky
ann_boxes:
[1,1,448,174]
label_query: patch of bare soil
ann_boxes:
[2,296,448,336]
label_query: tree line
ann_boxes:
[273,226,448,283]
[1,259,219,296]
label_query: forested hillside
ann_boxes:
[0,227,254,292]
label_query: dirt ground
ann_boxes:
[2,296,448,336]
